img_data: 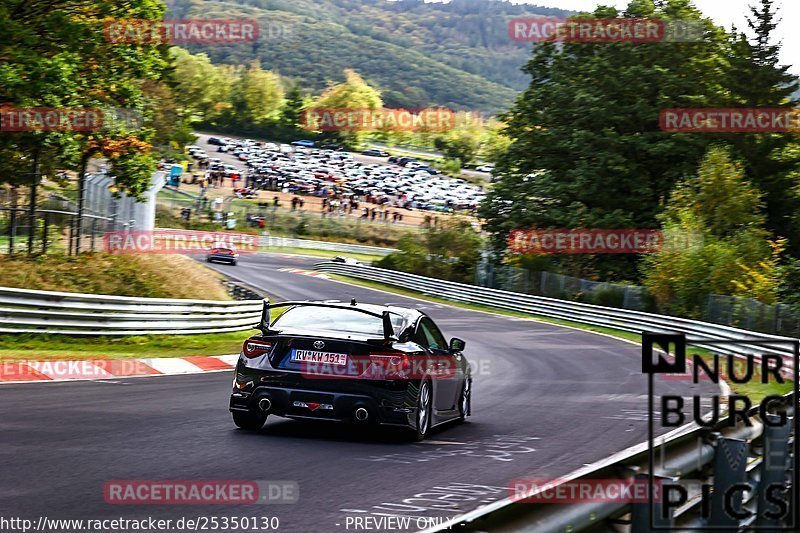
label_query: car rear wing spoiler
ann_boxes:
[256,299,397,340]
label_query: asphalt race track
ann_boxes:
[0,253,719,532]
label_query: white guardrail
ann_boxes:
[0,287,262,335]
[314,262,796,360]
[259,236,397,256]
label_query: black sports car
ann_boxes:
[229,299,471,440]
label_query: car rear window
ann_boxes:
[272,306,403,336]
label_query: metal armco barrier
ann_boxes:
[422,408,794,532]
[313,262,796,361]
[313,262,800,531]
[0,287,262,335]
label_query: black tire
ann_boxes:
[458,378,471,422]
[411,380,433,441]
[232,411,266,431]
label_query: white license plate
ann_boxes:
[292,350,348,365]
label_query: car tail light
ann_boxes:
[242,338,274,359]
[369,353,412,379]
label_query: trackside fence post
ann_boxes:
[41,212,49,255]
[630,473,674,531]
[756,413,793,529]
[709,437,748,528]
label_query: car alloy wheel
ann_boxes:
[412,380,432,441]
[459,378,471,421]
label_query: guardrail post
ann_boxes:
[630,474,675,531]
[756,413,793,530]
[8,206,16,256]
[67,216,75,256]
[709,436,748,528]
[41,212,49,255]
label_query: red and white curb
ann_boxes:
[277,267,329,279]
[0,354,239,384]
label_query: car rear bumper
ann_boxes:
[207,254,237,263]
[230,364,417,427]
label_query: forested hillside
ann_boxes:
[166,0,573,113]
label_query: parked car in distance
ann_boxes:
[475,165,495,173]
[207,137,223,146]
[291,140,317,148]
[362,148,390,157]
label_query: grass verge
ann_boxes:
[0,253,258,361]
[0,332,254,361]
[0,253,231,300]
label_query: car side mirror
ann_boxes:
[449,338,466,352]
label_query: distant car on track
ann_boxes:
[206,244,239,265]
[331,255,364,265]
[230,300,471,440]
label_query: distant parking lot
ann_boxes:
[188,133,486,216]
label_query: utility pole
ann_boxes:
[27,146,41,255]
[75,153,89,254]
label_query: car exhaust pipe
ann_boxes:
[258,397,272,412]
[354,407,369,422]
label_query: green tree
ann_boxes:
[0,0,168,254]
[278,86,307,133]
[241,62,285,125]
[641,146,780,316]
[723,0,800,253]
[432,113,484,166]
[169,48,230,119]
[309,69,383,148]
[480,0,728,279]
[377,218,482,283]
